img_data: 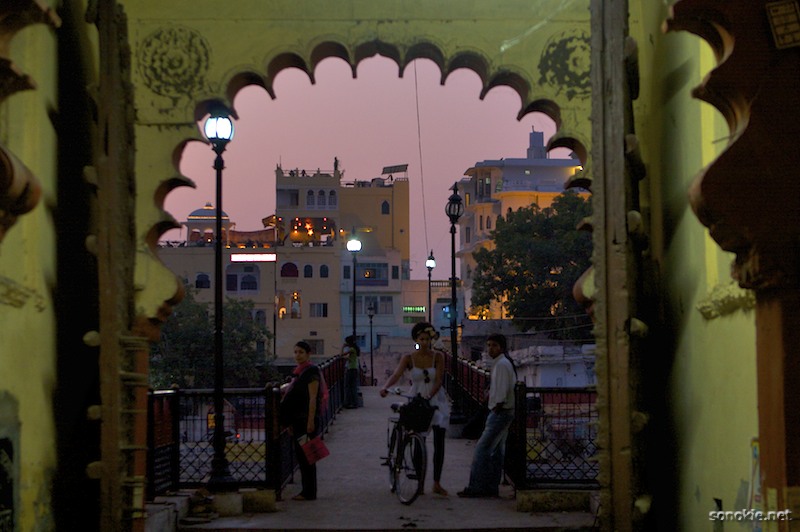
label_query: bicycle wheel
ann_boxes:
[395,432,426,505]
[386,424,400,491]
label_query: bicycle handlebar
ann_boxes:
[385,387,414,399]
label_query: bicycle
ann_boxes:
[381,388,436,505]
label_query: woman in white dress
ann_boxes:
[380,322,451,496]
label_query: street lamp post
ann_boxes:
[346,230,362,340]
[446,182,464,412]
[425,250,436,323]
[367,304,375,386]
[205,104,235,488]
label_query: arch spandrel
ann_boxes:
[127,0,592,320]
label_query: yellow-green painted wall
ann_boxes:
[631,3,758,529]
[0,16,60,531]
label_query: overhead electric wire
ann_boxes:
[413,61,430,253]
[508,314,593,321]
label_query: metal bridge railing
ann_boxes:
[508,384,599,490]
[146,355,346,500]
[440,354,599,490]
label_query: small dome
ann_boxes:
[187,202,229,221]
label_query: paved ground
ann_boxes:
[179,387,597,531]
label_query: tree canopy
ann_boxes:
[150,285,276,389]
[470,192,593,339]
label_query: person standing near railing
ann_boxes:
[280,341,329,501]
[342,335,361,408]
[457,333,516,498]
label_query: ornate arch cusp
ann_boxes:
[127,0,593,320]
[0,1,60,242]
[665,0,800,289]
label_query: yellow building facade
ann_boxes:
[458,129,585,320]
[159,163,411,364]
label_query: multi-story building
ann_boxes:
[158,162,419,362]
[457,129,584,320]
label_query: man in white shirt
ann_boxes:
[457,333,517,498]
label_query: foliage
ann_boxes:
[471,191,593,339]
[150,285,276,389]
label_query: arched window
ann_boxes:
[486,216,492,229]
[479,215,484,230]
[507,207,513,217]
[465,226,472,243]
[306,190,315,206]
[290,293,301,319]
[195,273,210,289]
[320,264,329,278]
[240,274,258,291]
[318,190,326,206]
[225,264,261,293]
[381,200,390,215]
[328,190,337,206]
[281,263,299,277]
[304,264,313,278]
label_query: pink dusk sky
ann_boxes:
[165,56,562,280]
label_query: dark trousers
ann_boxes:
[432,426,446,482]
[293,429,318,499]
[345,368,359,407]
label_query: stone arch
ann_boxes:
[130,2,593,322]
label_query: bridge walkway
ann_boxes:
[180,386,597,531]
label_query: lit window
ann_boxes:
[290,293,301,319]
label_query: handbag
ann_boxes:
[300,435,330,465]
[399,395,437,433]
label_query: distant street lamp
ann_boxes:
[425,250,436,323]
[205,103,235,489]
[367,304,375,386]
[446,183,464,410]
[346,229,362,340]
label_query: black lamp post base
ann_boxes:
[207,457,237,491]
[207,475,237,492]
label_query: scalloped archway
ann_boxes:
[127,2,592,322]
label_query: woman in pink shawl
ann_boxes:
[280,341,329,500]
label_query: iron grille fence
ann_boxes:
[147,355,346,499]
[441,354,598,490]
[508,384,599,489]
